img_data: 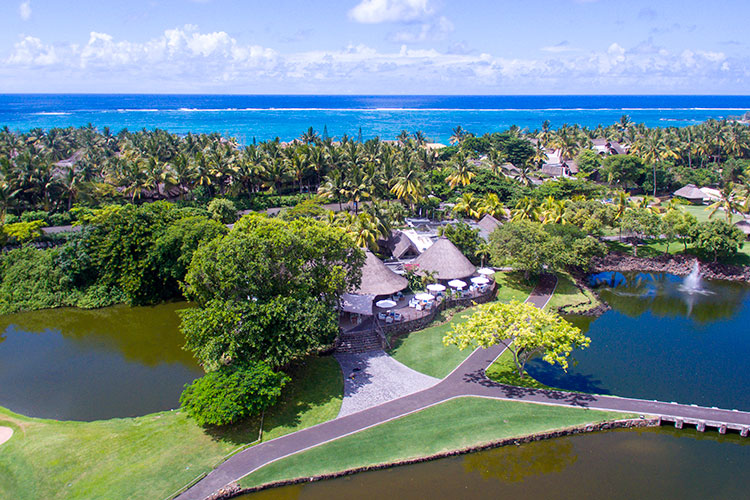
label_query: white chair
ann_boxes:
[416,304,423,311]
[378,313,387,320]
[386,316,394,324]
[394,313,402,321]
[425,302,432,310]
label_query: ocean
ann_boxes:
[1,94,749,145]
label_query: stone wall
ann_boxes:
[591,252,750,282]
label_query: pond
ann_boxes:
[0,302,202,421]
[242,428,749,500]
[527,272,750,410]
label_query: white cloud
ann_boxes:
[2,29,747,93]
[19,1,32,21]
[349,0,433,24]
[390,16,453,42]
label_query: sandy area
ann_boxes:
[0,426,13,446]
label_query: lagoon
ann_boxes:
[528,272,750,410]
[242,428,749,500]
[0,302,201,421]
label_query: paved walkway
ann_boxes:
[177,274,750,500]
[334,350,439,417]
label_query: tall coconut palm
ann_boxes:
[511,197,541,222]
[445,153,476,189]
[707,183,745,222]
[479,193,505,219]
[452,193,481,220]
[391,158,425,212]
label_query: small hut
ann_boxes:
[673,184,708,204]
[386,230,420,259]
[354,250,409,296]
[411,237,476,281]
[734,220,750,240]
[477,214,502,240]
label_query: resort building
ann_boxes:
[673,184,709,204]
[411,237,476,281]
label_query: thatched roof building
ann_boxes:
[476,214,502,241]
[386,230,420,259]
[353,250,409,296]
[673,184,708,204]
[412,237,476,281]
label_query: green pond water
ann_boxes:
[242,428,749,499]
[528,272,750,410]
[0,302,202,421]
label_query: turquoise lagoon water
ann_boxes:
[2,94,749,144]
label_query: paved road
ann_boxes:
[176,274,750,500]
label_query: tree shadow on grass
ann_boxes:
[202,355,344,447]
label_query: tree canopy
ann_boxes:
[443,300,590,379]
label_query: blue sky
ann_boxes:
[1,0,748,94]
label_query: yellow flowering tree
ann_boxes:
[443,300,590,379]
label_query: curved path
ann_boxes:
[177,274,750,500]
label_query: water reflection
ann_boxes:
[0,302,202,421]
[462,438,577,482]
[526,273,750,410]
[589,271,749,323]
[242,428,749,500]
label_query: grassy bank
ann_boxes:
[240,397,634,489]
[0,355,342,500]
[545,272,601,313]
[389,272,535,378]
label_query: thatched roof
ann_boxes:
[412,237,476,281]
[477,214,501,240]
[674,184,707,202]
[387,230,420,259]
[354,250,409,296]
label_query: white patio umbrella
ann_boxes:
[375,299,397,309]
[447,279,467,289]
[426,283,446,293]
[414,293,435,301]
[477,268,496,276]
[471,276,490,285]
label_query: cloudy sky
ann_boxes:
[1,0,748,94]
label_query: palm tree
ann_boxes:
[475,242,492,267]
[707,183,745,222]
[540,196,566,224]
[318,169,348,211]
[452,193,481,220]
[449,126,467,146]
[511,197,541,222]
[391,159,425,212]
[479,193,505,219]
[445,153,476,189]
[632,131,678,197]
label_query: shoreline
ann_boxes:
[216,418,657,500]
[590,253,750,283]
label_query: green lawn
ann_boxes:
[240,397,635,489]
[679,204,745,224]
[0,355,342,500]
[388,272,535,378]
[485,348,556,390]
[545,272,600,313]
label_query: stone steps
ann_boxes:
[335,330,383,353]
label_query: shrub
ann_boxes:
[3,220,47,243]
[207,198,238,224]
[20,210,49,223]
[180,361,289,427]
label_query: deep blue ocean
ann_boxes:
[2,94,749,144]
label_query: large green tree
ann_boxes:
[443,300,590,379]
[181,214,364,369]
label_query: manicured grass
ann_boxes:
[680,204,745,224]
[0,355,342,500]
[388,272,535,378]
[545,272,600,313]
[260,356,342,441]
[485,348,556,390]
[240,397,634,489]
